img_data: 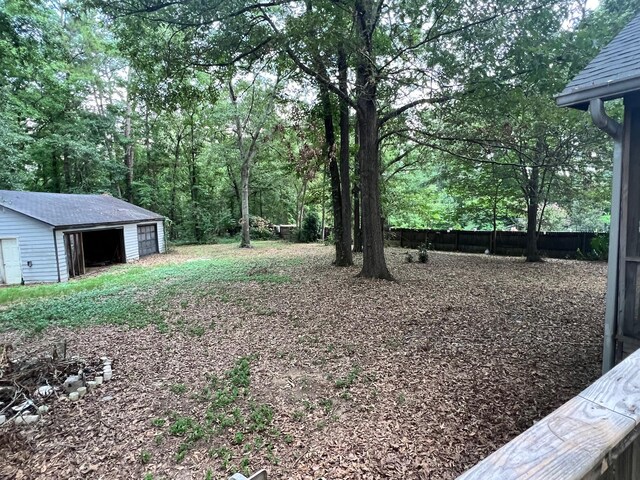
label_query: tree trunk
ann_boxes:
[338,47,353,265]
[189,119,202,242]
[124,100,134,202]
[353,119,362,253]
[354,0,392,279]
[169,131,182,238]
[320,87,348,265]
[62,148,71,191]
[356,93,392,279]
[51,152,61,193]
[226,164,242,219]
[240,157,251,248]
[491,180,499,254]
[321,167,326,241]
[525,165,541,262]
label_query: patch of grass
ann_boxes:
[140,450,152,464]
[169,416,194,436]
[151,418,166,427]
[238,455,251,476]
[248,403,274,432]
[318,398,334,414]
[155,356,281,465]
[188,325,205,337]
[232,431,244,445]
[0,254,292,333]
[170,383,187,395]
[334,366,361,389]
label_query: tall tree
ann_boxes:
[98,0,556,278]
[228,75,280,248]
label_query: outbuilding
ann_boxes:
[0,190,166,284]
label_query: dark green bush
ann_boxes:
[590,234,609,260]
[297,211,320,243]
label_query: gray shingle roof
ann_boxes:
[556,12,640,109]
[0,190,164,228]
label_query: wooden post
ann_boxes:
[603,139,623,372]
[617,94,640,362]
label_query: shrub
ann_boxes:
[577,234,609,261]
[243,215,276,240]
[298,211,320,243]
[590,234,609,260]
[418,244,429,263]
[405,252,414,263]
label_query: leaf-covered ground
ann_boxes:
[0,242,606,479]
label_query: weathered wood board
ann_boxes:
[457,349,640,480]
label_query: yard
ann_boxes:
[0,242,606,480]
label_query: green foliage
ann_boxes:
[334,366,361,389]
[152,357,283,467]
[297,211,320,243]
[576,234,609,261]
[0,0,627,253]
[170,383,187,395]
[248,216,276,240]
[0,249,291,333]
[248,404,274,432]
[140,451,152,464]
[590,234,609,261]
[151,418,166,427]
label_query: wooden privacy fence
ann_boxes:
[387,229,602,259]
[457,348,640,480]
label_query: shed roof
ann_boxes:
[556,12,640,109]
[0,190,164,229]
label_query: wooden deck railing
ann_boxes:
[457,349,640,480]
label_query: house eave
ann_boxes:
[555,76,640,110]
[53,218,165,231]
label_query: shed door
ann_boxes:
[0,238,22,284]
[64,232,85,278]
[137,224,158,257]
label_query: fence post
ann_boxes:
[400,229,403,248]
[455,231,460,251]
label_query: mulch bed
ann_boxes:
[0,245,606,479]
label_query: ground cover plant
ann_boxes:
[0,242,606,479]
[0,242,291,333]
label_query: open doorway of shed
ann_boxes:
[64,228,125,278]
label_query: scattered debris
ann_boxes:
[0,342,114,426]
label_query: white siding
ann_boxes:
[123,223,139,262]
[156,221,166,253]
[0,207,61,284]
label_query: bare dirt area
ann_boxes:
[0,243,606,480]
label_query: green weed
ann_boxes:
[170,383,187,395]
[140,451,152,464]
[335,366,361,389]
